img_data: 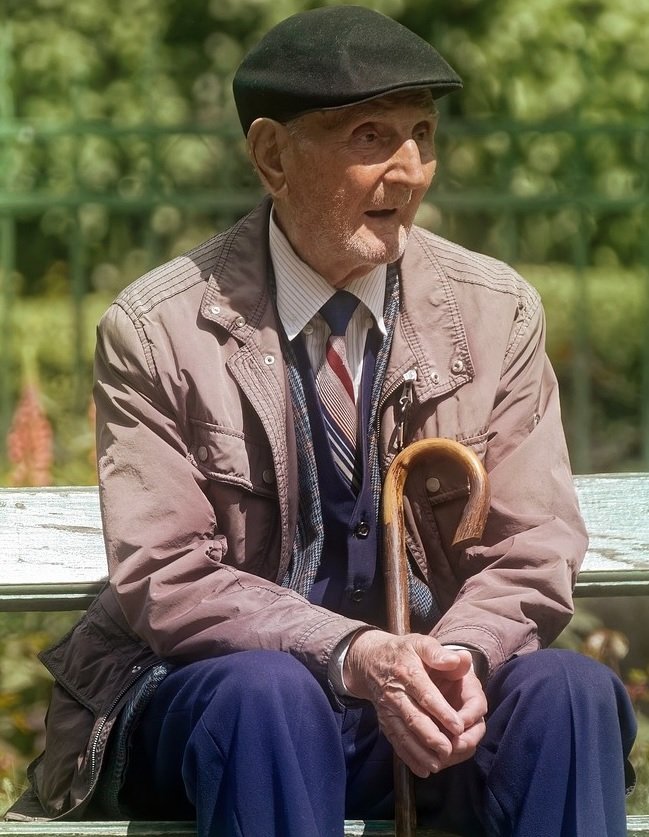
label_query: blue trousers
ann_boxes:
[121,648,636,837]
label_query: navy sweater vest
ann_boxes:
[293,329,386,627]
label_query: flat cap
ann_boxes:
[233,5,462,135]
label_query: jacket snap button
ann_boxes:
[197,445,209,462]
[131,664,142,674]
[431,372,440,384]
[264,355,275,366]
[426,477,441,493]
[451,359,465,374]
[351,589,364,602]
[234,315,246,328]
[355,521,370,539]
[262,468,275,484]
[209,305,221,316]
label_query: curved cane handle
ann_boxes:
[382,437,490,637]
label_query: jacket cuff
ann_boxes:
[328,627,379,696]
[442,643,488,682]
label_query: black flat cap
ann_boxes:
[233,5,462,135]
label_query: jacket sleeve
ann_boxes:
[431,293,588,675]
[94,302,365,685]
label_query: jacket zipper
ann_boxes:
[395,369,417,451]
[88,662,157,784]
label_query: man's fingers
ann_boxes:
[344,630,487,759]
[379,687,455,751]
[379,702,451,778]
[415,641,473,679]
[441,718,487,769]
[386,710,487,776]
[404,667,464,735]
[456,689,488,730]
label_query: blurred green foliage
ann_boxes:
[530,265,648,471]
[3,0,649,292]
[0,611,80,811]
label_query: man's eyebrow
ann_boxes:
[319,96,437,130]
[284,91,437,138]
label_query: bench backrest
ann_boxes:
[1,474,649,611]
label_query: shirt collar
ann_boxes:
[269,210,388,341]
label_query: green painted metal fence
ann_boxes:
[1,27,648,477]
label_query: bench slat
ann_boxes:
[0,822,440,836]
[0,820,647,836]
[574,474,649,573]
[2,476,649,608]
[629,819,649,836]
[0,825,197,837]
[0,584,101,612]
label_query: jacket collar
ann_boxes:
[200,197,276,340]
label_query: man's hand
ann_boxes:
[344,630,487,778]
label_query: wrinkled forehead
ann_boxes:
[288,89,438,134]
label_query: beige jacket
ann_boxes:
[25,197,586,819]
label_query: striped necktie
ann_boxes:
[316,291,360,489]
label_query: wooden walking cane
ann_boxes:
[381,438,491,837]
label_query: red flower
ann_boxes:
[6,383,54,487]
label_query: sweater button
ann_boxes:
[351,589,364,602]
[262,468,275,484]
[197,446,209,462]
[355,521,370,539]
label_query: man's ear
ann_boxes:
[247,118,291,198]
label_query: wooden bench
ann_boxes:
[1,475,649,836]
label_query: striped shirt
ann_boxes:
[269,212,387,397]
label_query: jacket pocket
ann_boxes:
[188,418,277,498]
[455,428,489,461]
[423,430,489,511]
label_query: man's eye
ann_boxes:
[360,131,378,144]
[351,126,380,146]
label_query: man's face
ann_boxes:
[274,91,438,287]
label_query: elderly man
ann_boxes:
[15,6,635,837]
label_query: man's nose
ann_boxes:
[385,139,429,190]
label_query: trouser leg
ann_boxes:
[476,649,637,837]
[122,650,347,837]
[122,647,636,837]
[414,649,636,837]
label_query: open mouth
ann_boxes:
[365,208,397,218]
